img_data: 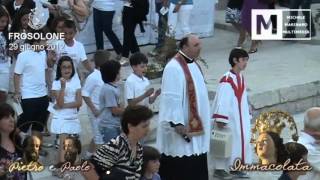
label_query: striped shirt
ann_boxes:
[92,133,143,179]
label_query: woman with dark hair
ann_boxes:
[278,142,309,180]
[9,7,31,61]
[10,7,30,34]
[256,131,288,165]
[0,6,9,41]
[0,103,25,179]
[83,105,153,180]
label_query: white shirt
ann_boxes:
[124,73,150,106]
[14,50,48,99]
[156,59,211,157]
[298,131,320,180]
[92,0,115,11]
[53,40,87,79]
[51,76,81,118]
[82,69,104,109]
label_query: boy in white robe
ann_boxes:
[211,48,252,179]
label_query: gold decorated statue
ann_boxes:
[251,110,299,165]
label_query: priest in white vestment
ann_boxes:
[156,34,211,180]
[211,48,252,179]
[298,107,320,180]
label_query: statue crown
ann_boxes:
[251,110,299,143]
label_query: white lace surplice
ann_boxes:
[156,59,211,157]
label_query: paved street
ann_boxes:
[33,7,320,179]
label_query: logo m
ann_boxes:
[257,15,277,34]
[252,9,282,40]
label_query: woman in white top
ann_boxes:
[50,56,82,165]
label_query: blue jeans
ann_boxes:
[99,125,121,143]
[93,8,123,54]
[155,2,168,49]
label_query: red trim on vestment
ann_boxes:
[219,73,246,163]
[212,114,228,120]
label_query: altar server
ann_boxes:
[211,48,252,179]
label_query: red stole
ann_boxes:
[174,53,204,136]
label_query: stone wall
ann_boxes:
[250,81,320,119]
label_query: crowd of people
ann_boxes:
[0,0,319,180]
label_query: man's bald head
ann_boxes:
[304,107,320,131]
[179,34,201,59]
[179,34,199,48]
